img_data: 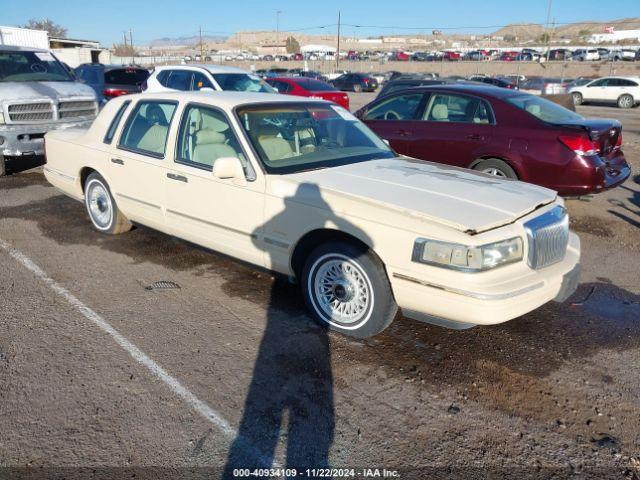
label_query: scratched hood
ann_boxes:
[0,81,96,105]
[284,157,557,233]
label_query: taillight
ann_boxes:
[103,88,129,98]
[614,131,622,150]
[558,135,599,156]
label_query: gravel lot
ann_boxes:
[0,96,639,479]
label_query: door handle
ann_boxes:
[466,134,483,141]
[167,173,188,183]
[395,129,413,137]
[111,158,124,165]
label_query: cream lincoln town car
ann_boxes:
[44,91,581,338]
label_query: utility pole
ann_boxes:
[276,10,282,56]
[199,26,204,59]
[129,28,134,65]
[544,0,553,62]
[336,10,341,71]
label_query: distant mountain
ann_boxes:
[492,17,640,40]
[147,35,227,47]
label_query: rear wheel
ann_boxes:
[353,84,362,93]
[617,94,634,109]
[572,92,583,106]
[84,172,132,235]
[473,159,518,179]
[302,241,397,338]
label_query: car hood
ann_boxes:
[0,81,96,104]
[281,157,557,234]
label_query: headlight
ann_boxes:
[412,237,524,272]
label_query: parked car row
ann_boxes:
[5,45,632,340]
[339,47,640,63]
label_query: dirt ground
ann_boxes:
[0,99,639,480]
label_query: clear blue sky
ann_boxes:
[1,0,638,46]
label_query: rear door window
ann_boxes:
[118,100,177,158]
[423,93,494,123]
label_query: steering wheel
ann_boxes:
[384,110,401,120]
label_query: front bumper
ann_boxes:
[0,120,93,157]
[391,232,581,329]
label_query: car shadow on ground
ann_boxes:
[2,174,640,382]
[607,173,640,229]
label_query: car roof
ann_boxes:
[112,90,328,109]
[154,64,250,74]
[0,45,49,53]
[399,83,524,98]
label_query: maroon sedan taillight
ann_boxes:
[558,135,599,156]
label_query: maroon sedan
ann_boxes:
[356,85,630,196]
[266,77,350,110]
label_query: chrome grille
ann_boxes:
[58,100,97,119]
[7,102,54,122]
[524,206,569,269]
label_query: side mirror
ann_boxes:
[213,157,247,186]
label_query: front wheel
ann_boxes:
[302,242,397,338]
[353,84,362,93]
[84,172,132,234]
[617,94,634,109]
[572,92,583,106]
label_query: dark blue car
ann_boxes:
[74,64,149,104]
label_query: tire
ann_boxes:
[572,92,583,106]
[353,84,362,93]
[473,158,518,179]
[84,172,132,234]
[0,154,5,177]
[301,241,397,338]
[617,94,634,109]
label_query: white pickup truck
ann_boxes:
[0,45,98,176]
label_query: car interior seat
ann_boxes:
[255,123,294,161]
[192,129,237,167]
[430,103,449,122]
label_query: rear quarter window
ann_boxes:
[103,100,131,144]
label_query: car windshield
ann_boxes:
[507,94,583,124]
[0,50,73,82]
[212,73,275,93]
[237,103,396,174]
